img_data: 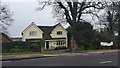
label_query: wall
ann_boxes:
[22,24,43,41]
[50,25,68,47]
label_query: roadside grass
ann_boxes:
[1,49,116,55]
[1,52,53,55]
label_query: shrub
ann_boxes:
[54,46,67,50]
[76,47,81,51]
[9,48,23,53]
[2,41,41,53]
[40,39,45,48]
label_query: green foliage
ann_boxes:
[40,39,45,47]
[66,21,118,50]
[74,21,95,50]
[76,47,82,51]
[2,41,42,53]
[2,52,53,55]
[9,48,22,53]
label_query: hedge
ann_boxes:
[2,41,42,53]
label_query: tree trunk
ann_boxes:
[40,46,45,52]
[70,25,77,52]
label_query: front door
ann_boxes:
[46,41,49,49]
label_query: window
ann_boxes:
[56,40,65,45]
[29,31,37,36]
[57,31,62,35]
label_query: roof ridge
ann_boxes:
[37,26,54,27]
[37,23,61,27]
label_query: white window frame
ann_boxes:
[56,40,65,45]
[29,31,37,36]
[57,31,62,35]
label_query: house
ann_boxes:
[22,22,68,49]
[11,37,22,41]
[0,33,12,43]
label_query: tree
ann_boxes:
[108,2,120,35]
[104,1,120,49]
[0,2,13,33]
[38,0,106,51]
[100,2,120,36]
[106,11,115,35]
[66,21,99,50]
[111,1,120,49]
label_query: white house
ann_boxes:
[22,22,68,49]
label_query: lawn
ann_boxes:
[1,52,53,55]
[1,49,115,55]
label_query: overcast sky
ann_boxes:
[2,0,70,37]
[2,0,108,37]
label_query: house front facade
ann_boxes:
[22,22,68,49]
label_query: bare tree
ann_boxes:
[110,1,120,48]
[37,0,106,51]
[99,1,120,35]
[0,2,13,34]
[112,1,120,36]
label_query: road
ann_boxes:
[2,52,119,66]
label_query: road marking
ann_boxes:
[2,61,12,63]
[99,61,112,64]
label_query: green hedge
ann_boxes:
[2,41,42,53]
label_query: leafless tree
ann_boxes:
[37,0,106,51]
[111,1,120,36]
[0,2,13,34]
[99,1,120,36]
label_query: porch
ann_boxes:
[45,39,67,50]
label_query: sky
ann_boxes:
[2,0,69,37]
[2,0,109,37]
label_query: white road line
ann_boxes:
[99,61,112,64]
[2,61,12,63]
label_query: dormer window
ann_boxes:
[57,31,62,35]
[29,31,37,36]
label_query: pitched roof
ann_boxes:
[0,33,12,42]
[37,26,55,39]
[37,23,62,39]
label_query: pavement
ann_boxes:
[1,49,119,61]
[2,52,119,66]
[1,54,57,61]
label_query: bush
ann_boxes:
[78,45,85,50]
[40,39,45,48]
[76,47,81,51]
[2,41,42,53]
[9,48,23,53]
[54,46,67,50]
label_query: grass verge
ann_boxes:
[2,52,53,55]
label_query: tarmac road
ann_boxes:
[2,52,119,66]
